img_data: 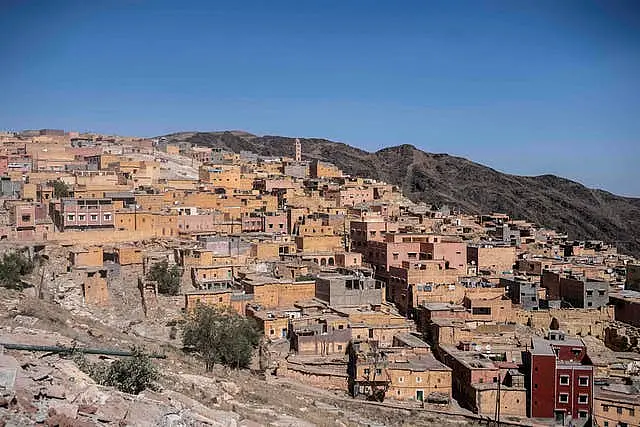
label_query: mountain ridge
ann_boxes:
[163,131,640,256]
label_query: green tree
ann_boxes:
[52,180,70,198]
[182,304,261,370]
[0,250,35,290]
[146,260,181,295]
[74,347,158,395]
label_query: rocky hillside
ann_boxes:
[165,131,640,256]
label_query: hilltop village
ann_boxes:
[0,128,639,427]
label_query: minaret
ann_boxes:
[295,138,301,162]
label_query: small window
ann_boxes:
[559,375,570,385]
[578,411,588,419]
[78,214,85,220]
[617,407,623,414]
[630,409,635,417]
[104,213,111,221]
[364,368,370,375]
[337,344,342,351]
[598,290,605,296]
[416,376,422,383]
[559,393,569,403]
[67,214,75,221]
[604,422,608,427]
[399,376,404,383]
[602,404,608,412]
[578,394,588,404]
[375,368,382,375]
[90,214,98,221]
[392,253,399,261]
[587,302,593,307]
[578,376,589,386]
[586,290,593,296]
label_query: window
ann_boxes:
[587,302,593,307]
[599,290,605,296]
[559,393,569,403]
[392,253,399,261]
[578,376,589,386]
[67,214,75,221]
[603,422,608,427]
[630,409,635,417]
[602,404,609,412]
[586,290,593,296]
[559,375,570,385]
[90,214,98,221]
[572,348,582,357]
[78,214,85,221]
[375,368,382,375]
[578,394,588,404]
[21,215,31,222]
[104,213,111,221]
[617,407,623,414]
[416,376,422,383]
[337,345,342,351]
[269,329,274,335]
[364,368,370,376]
[578,411,588,419]
[398,376,404,383]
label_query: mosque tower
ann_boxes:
[295,138,301,162]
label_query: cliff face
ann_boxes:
[164,131,640,255]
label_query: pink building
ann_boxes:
[51,198,115,231]
[420,241,467,270]
[349,219,399,251]
[263,212,287,234]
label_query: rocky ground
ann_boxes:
[0,278,482,427]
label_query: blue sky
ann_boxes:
[1,0,639,195]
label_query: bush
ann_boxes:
[182,304,261,370]
[146,260,181,295]
[0,250,35,290]
[74,347,158,395]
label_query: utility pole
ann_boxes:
[496,373,501,427]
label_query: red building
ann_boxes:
[524,331,593,423]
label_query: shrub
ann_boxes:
[0,250,35,290]
[182,304,261,370]
[74,347,158,395]
[146,260,181,295]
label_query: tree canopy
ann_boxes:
[146,260,181,295]
[52,180,70,198]
[182,304,261,370]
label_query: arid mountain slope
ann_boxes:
[165,131,640,255]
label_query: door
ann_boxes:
[416,390,424,402]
